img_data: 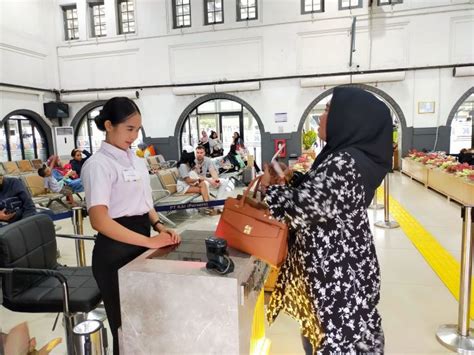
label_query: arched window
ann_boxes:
[0,115,48,161]
[301,87,403,156]
[180,98,262,166]
[75,105,143,153]
[449,93,473,154]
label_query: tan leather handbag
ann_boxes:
[215,176,288,267]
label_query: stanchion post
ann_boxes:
[368,187,383,210]
[436,206,474,351]
[72,207,86,267]
[374,175,399,229]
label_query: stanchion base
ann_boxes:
[374,220,400,229]
[368,204,384,210]
[87,303,107,322]
[436,324,474,352]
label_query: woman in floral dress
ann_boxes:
[262,86,392,354]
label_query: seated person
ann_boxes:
[47,155,84,193]
[176,146,217,215]
[223,144,245,172]
[37,165,76,206]
[0,173,36,224]
[69,148,91,177]
[208,130,224,157]
[458,148,474,165]
[194,145,230,200]
[198,130,211,156]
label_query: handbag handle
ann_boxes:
[239,175,263,208]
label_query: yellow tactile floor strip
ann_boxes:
[377,189,474,320]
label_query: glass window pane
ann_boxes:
[128,24,135,32]
[8,121,22,160]
[183,5,190,14]
[184,15,191,25]
[220,100,241,112]
[215,1,222,10]
[248,0,255,6]
[128,2,134,11]
[208,12,214,23]
[21,121,35,160]
[215,12,222,22]
[0,126,8,161]
[177,17,183,26]
[33,127,47,161]
[240,9,248,19]
[128,12,134,21]
[207,2,215,11]
[198,101,217,113]
[249,8,256,18]
[177,6,183,15]
[177,0,183,5]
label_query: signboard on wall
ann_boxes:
[274,112,288,123]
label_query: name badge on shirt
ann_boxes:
[123,169,141,182]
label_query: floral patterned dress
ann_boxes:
[265,151,384,354]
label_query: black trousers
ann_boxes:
[92,214,150,355]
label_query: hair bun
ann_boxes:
[94,110,106,131]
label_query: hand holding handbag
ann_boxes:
[214,176,288,267]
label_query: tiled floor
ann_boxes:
[0,172,468,354]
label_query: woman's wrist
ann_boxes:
[152,220,164,232]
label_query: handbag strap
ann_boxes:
[239,175,262,208]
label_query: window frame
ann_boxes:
[89,1,107,38]
[117,0,135,35]
[301,0,325,15]
[236,0,258,22]
[338,0,362,10]
[204,0,224,26]
[172,0,192,29]
[377,0,403,5]
[62,5,79,41]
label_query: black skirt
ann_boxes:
[92,213,151,355]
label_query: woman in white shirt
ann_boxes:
[81,97,180,355]
[208,130,223,157]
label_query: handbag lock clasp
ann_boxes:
[243,225,253,234]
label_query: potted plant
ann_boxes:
[302,130,318,158]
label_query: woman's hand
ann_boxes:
[147,231,181,249]
[261,162,292,189]
[162,228,180,243]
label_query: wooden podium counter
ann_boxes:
[402,158,474,206]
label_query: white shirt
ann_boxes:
[81,141,153,219]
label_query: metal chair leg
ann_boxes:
[158,212,176,227]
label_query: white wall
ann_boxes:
[0,0,59,120]
[1,0,473,142]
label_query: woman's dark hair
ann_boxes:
[233,132,242,145]
[94,97,141,131]
[210,130,218,139]
[177,151,196,169]
[71,148,80,158]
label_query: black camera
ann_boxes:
[205,237,234,275]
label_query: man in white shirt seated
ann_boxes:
[194,145,231,200]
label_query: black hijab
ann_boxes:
[299,86,393,207]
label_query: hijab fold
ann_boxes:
[299,87,393,207]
